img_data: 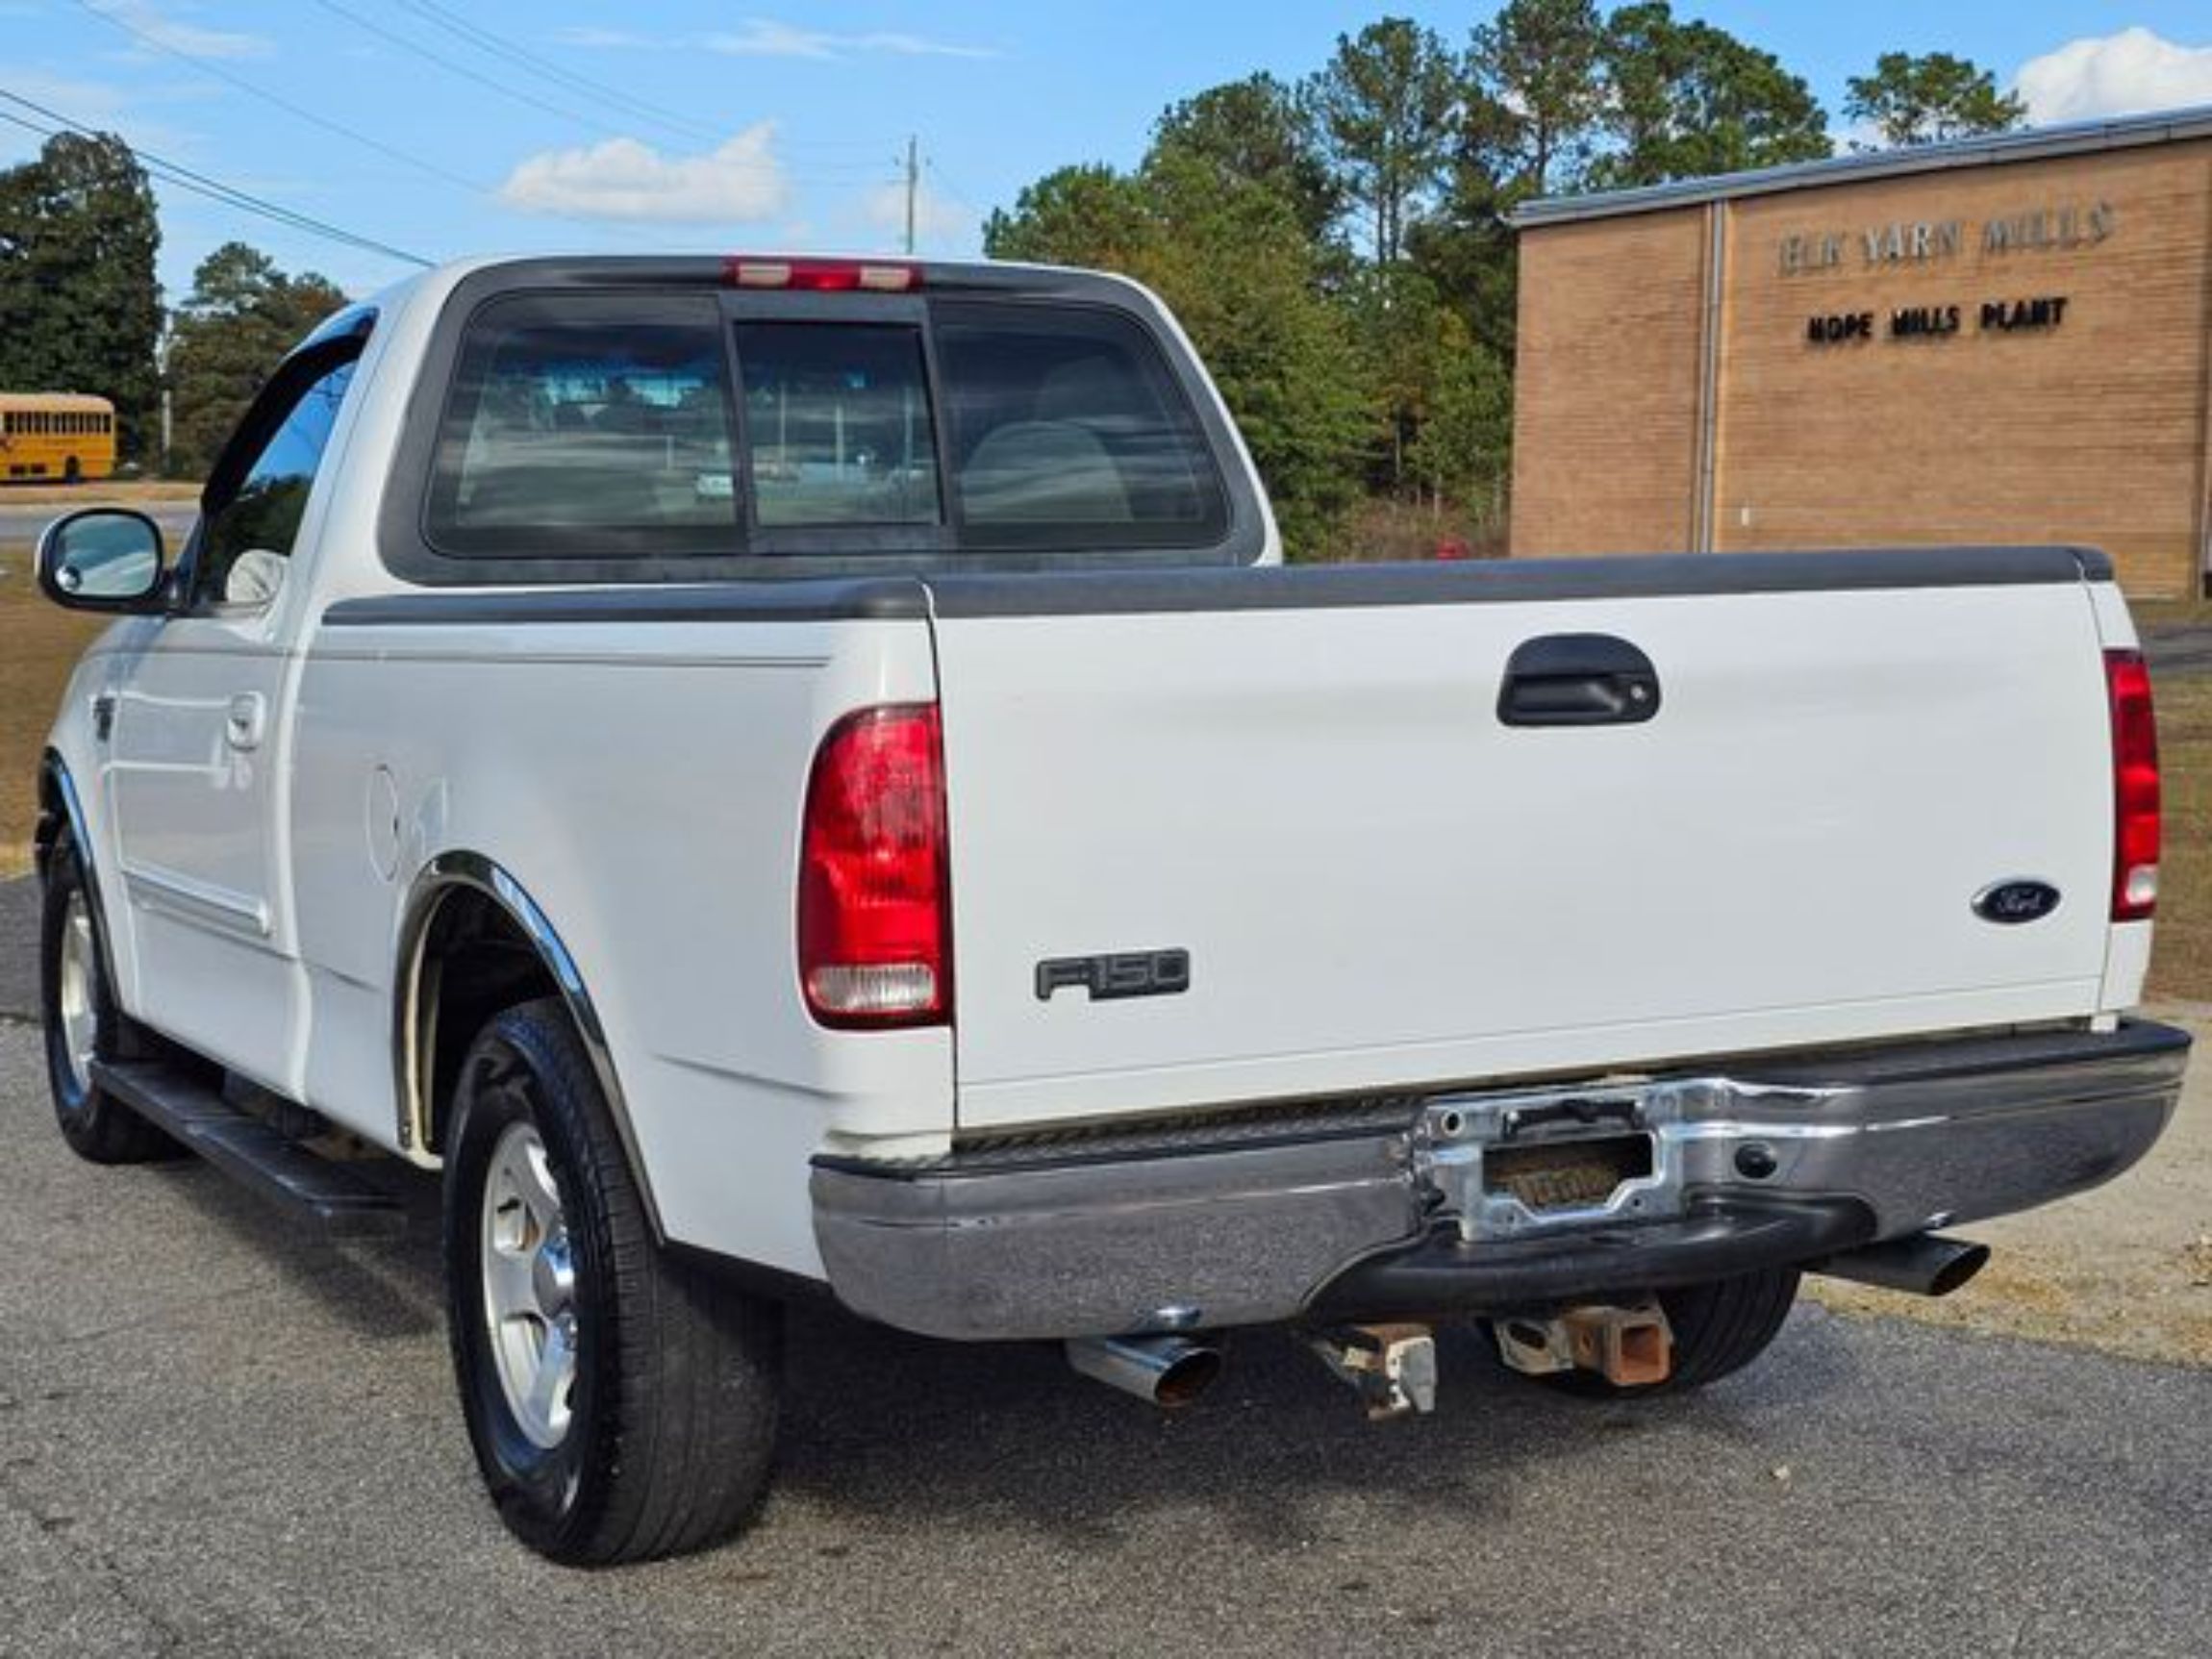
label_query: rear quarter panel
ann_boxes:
[289,615,944,1275]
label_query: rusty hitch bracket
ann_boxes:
[1495,1300,1675,1388]
[1307,1322,1439,1420]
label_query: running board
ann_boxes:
[90,1060,407,1240]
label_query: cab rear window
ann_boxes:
[423,291,1229,562]
[426,293,739,559]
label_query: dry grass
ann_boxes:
[1315,495,1508,564]
[0,553,103,875]
[0,480,199,507]
[2147,669,2212,1000]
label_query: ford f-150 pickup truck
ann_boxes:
[32,254,2190,1565]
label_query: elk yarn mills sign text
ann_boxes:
[1778,200,2116,277]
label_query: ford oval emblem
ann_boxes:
[1973,879,2062,925]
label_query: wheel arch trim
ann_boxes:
[394,850,665,1240]
[38,750,119,971]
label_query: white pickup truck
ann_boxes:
[33,255,2189,1565]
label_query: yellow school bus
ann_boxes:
[0,392,118,484]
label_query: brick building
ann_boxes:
[1509,108,2212,597]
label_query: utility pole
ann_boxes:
[903,135,917,256]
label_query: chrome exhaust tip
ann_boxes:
[1065,1333,1223,1409]
[1814,1233,1991,1298]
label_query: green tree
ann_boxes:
[1466,0,1609,196]
[1304,17,1460,264]
[1152,73,1343,248]
[985,149,1370,558]
[1408,314,1513,522]
[981,163,1157,270]
[1345,262,1447,491]
[0,132,163,465]
[1845,51,2025,148]
[1594,3,1831,188]
[1140,149,1370,555]
[165,241,347,476]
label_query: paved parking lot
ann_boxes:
[2,1005,2210,1658]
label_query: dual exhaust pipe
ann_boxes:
[1064,1333,1223,1410]
[1065,1231,1988,1412]
[1813,1232,1991,1298]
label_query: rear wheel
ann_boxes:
[443,997,783,1564]
[1521,1268,1801,1398]
[39,830,178,1164]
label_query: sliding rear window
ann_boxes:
[933,301,1227,549]
[420,289,1229,562]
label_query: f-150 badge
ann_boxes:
[1036,949,1192,1002]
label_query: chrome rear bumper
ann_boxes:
[810,1019,2190,1342]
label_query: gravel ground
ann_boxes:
[3,1014,2212,1658]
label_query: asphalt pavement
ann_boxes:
[0,881,35,1024]
[1,1009,2208,1658]
[0,501,198,550]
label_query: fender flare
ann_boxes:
[392,850,664,1239]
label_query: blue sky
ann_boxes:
[7,2,2212,302]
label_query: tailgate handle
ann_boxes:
[1497,634,1660,727]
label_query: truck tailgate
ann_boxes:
[928,557,2118,1129]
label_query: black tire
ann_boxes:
[443,997,783,1565]
[1525,1267,1801,1398]
[63,455,82,485]
[38,829,179,1164]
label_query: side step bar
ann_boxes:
[91,1060,406,1240]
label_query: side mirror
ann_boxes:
[37,508,169,613]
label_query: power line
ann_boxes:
[72,0,492,198]
[307,0,896,178]
[303,0,634,142]
[394,0,720,145]
[0,92,432,267]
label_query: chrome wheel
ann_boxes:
[481,1121,578,1449]
[56,888,98,1099]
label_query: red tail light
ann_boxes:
[798,705,950,1027]
[724,257,918,292]
[2105,649,2161,922]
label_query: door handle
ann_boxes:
[225,692,266,751]
[1497,634,1661,727]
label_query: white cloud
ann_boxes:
[498,125,788,223]
[704,17,999,61]
[2015,27,2212,125]
[90,0,273,61]
[862,176,971,247]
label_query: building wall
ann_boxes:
[1511,209,1710,556]
[1511,138,2212,596]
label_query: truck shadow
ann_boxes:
[767,1297,1857,1553]
[144,1150,1856,1556]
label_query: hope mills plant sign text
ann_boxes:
[1806,296,2070,346]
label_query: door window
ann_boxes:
[193,358,358,610]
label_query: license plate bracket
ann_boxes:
[1417,1088,1685,1241]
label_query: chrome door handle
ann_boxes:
[225,692,266,751]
